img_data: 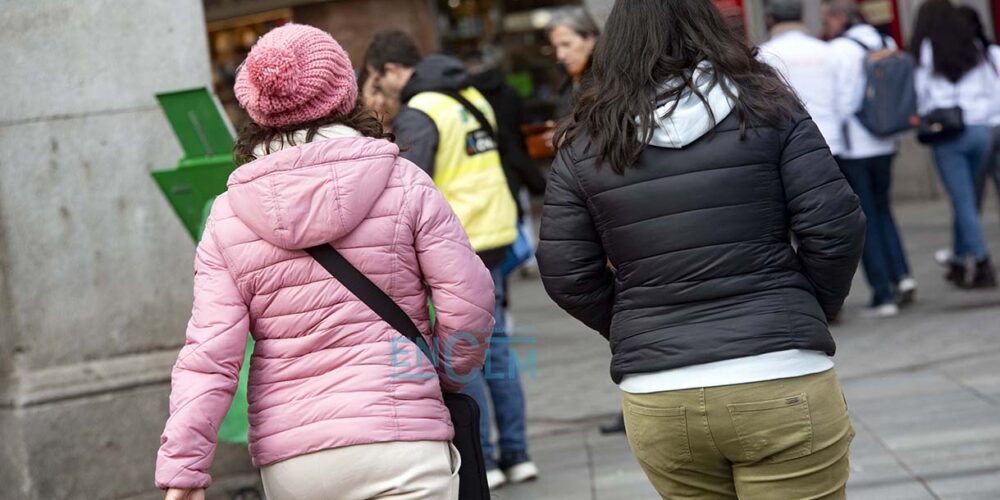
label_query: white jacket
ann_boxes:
[760,27,844,156]
[829,24,899,160]
[915,39,999,128]
[989,45,1000,126]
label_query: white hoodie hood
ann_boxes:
[646,63,737,148]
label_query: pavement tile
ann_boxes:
[927,471,1000,499]
[848,481,937,500]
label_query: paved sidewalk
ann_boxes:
[493,199,1000,500]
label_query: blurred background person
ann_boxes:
[359,66,401,132]
[547,7,599,120]
[823,0,916,318]
[759,0,844,158]
[912,0,999,289]
[464,50,548,279]
[534,7,600,154]
[957,6,1000,224]
[538,0,863,496]
[365,30,538,490]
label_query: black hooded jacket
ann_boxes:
[537,110,865,383]
[393,55,470,177]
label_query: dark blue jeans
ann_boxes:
[974,125,1000,217]
[932,126,992,261]
[461,266,528,469]
[838,154,911,305]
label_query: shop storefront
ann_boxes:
[200,0,998,129]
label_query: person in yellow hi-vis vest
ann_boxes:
[365,30,538,490]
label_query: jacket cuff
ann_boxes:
[154,462,212,491]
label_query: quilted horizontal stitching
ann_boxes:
[625,236,774,265]
[228,153,397,187]
[614,307,791,343]
[220,235,264,249]
[255,413,450,441]
[783,146,826,165]
[253,266,403,297]
[238,254,311,279]
[592,162,770,197]
[248,263,394,292]
[787,177,842,204]
[174,315,249,367]
[614,285,792,317]
[256,301,376,322]
[252,362,399,386]
[796,206,862,233]
[252,338,391,359]
[253,275,339,297]
[252,392,442,419]
[627,266,789,288]
[611,200,767,232]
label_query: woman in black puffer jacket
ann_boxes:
[537,1,865,498]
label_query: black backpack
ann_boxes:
[845,35,918,138]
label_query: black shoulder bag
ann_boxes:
[917,80,964,144]
[305,244,490,500]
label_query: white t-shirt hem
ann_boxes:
[618,349,834,394]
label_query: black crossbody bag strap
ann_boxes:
[304,243,492,499]
[304,245,432,357]
[438,89,497,140]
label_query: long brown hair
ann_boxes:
[557,0,802,174]
[234,99,393,165]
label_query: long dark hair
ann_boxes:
[233,99,392,165]
[910,0,984,83]
[957,5,994,52]
[557,0,801,174]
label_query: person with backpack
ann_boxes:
[912,0,999,289]
[538,0,864,497]
[823,0,917,317]
[154,24,495,500]
[364,31,538,490]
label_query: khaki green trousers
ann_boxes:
[622,369,853,499]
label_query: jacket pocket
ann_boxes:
[624,403,692,473]
[728,393,813,464]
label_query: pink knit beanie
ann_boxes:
[235,24,357,128]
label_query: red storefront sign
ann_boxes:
[713,0,746,36]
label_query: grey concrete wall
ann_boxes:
[0,1,256,498]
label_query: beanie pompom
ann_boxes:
[245,47,299,97]
[235,24,357,128]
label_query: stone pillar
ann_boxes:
[0,1,256,498]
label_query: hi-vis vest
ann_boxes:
[407,87,518,253]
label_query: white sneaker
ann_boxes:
[861,303,900,318]
[897,278,918,305]
[486,468,507,490]
[504,461,539,484]
[934,249,953,266]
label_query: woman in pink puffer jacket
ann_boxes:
[155,25,494,500]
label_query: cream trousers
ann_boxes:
[260,440,460,500]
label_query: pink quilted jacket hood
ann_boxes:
[155,135,494,490]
